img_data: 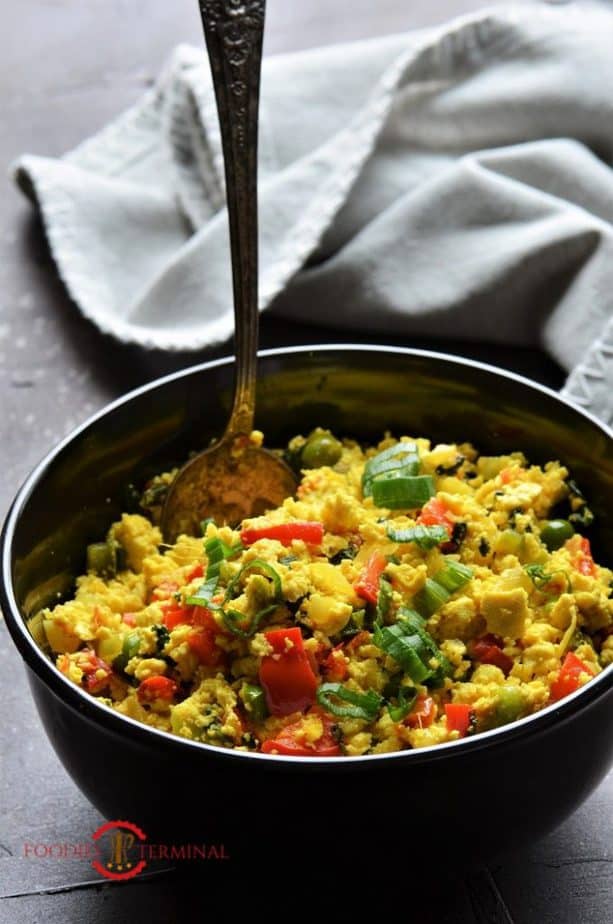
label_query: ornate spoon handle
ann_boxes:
[197,1,266,436]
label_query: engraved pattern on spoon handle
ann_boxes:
[198,0,266,436]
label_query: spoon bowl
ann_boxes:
[162,434,298,542]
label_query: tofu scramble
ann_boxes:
[38,431,612,757]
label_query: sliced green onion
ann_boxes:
[386,524,449,549]
[112,631,140,673]
[222,603,278,639]
[340,609,365,638]
[240,683,269,722]
[186,536,242,608]
[376,577,393,626]
[373,623,432,683]
[387,685,418,722]
[434,559,473,593]
[205,536,242,580]
[221,560,282,637]
[371,474,435,510]
[366,441,419,466]
[413,578,451,618]
[362,442,420,497]
[397,608,427,630]
[186,576,219,608]
[316,683,383,720]
[396,614,453,689]
[223,559,282,602]
[423,658,453,690]
[376,610,452,688]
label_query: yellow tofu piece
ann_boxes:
[481,587,529,639]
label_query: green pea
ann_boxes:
[540,519,575,551]
[494,687,525,726]
[86,542,116,577]
[301,432,343,468]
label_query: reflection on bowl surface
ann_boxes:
[2,346,612,868]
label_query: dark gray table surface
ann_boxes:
[1,1,611,920]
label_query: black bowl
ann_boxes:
[2,345,612,870]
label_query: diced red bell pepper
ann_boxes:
[354,551,387,605]
[122,613,137,627]
[191,607,219,630]
[417,497,454,530]
[471,634,514,675]
[185,563,205,582]
[186,628,224,667]
[162,603,194,630]
[550,652,596,702]
[321,644,349,682]
[240,522,324,547]
[346,630,371,653]
[261,709,341,756]
[137,675,177,704]
[75,649,113,694]
[163,602,228,638]
[445,703,473,737]
[404,694,437,729]
[259,627,318,716]
[566,535,596,577]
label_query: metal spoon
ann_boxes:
[161,0,296,542]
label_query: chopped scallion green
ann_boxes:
[375,610,452,688]
[386,524,449,549]
[221,560,282,637]
[376,577,393,625]
[362,442,420,497]
[387,685,418,722]
[413,578,451,618]
[434,559,473,593]
[373,622,432,683]
[222,603,278,639]
[371,474,435,510]
[316,683,383,720]
[186,536,242,608]
[112,631,140,673]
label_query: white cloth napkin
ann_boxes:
[13,1,613,425]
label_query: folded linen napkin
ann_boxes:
[14,1,613,424]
